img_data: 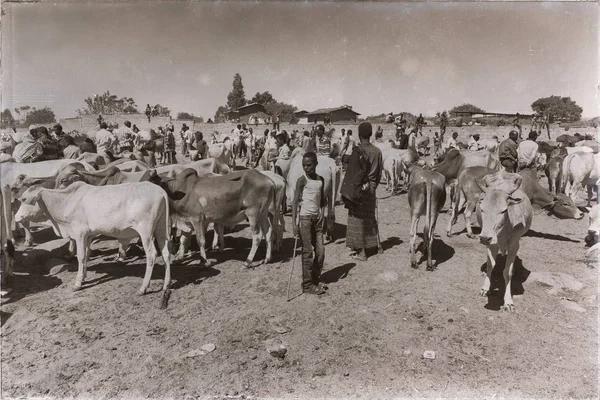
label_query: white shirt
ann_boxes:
[96,129,116,153]
[518,140,539,165]
[445,137,458,151]
[344,136,356,155]
[266,135,278,150]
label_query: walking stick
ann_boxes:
[286,235,299,302]
[376,197,383,255]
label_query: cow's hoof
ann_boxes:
[242,262,253,270]
[467,233,475,239]
[480,289,489,297]
[377,247,384,255]
[325,235,333,243]
[426,264,435,272]
[501,304,516,312]
[72,284,82,292]
[113,256,125,264]
[264,257,272,264]
[137,289,147,296]
[446,231,452,238]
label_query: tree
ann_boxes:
[177,112,204,123]
[531,95,582,122]
[250,91,274,105]
[153,104,171,117]
[214,105,229,123]
[449,103,485,117]
[23,107,56,125]
[1,108,14,126]
[76,91,140,116]
[264,101,297,123]
[227,73,247,110]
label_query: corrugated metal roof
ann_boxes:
[305,106,360,116]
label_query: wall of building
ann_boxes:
[59,113,195,134]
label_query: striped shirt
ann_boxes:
[317,136,331,156]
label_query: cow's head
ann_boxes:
[476,180,524,246]
[545,193,583,220]
[14,186,45,225]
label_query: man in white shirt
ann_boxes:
[518,131,539,170]
[96,122,117,163]
[444,132,459,152]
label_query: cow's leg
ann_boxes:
[242,214,262,268]
[113,238,130,263]
[261,214,272,264]
[138,233,159,295]
[481,244,499,297]
[175,229,191,260]
[17,221,35,246]
[73,235,91,291]
[409,214,419,268]
[502,242,519,312]
[464,200,477,238]
[211,223,225,252]
[586,184,593,207]
[427,212,440,271]
[156,227,172,293]
[446,190,463,237]
[190,219,208,265]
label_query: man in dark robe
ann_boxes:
[343,122,383,261]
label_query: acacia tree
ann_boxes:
[1,109,14,126]
[531,96,582,122]
[214,105,229,123]
[227,73,247,110]
[449,104,485,117]
[77,91,139,115]
[251,91,274,105]
[23,107,56,125]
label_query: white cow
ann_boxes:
[14,181,172,295]
[1,160,96,284]
[208,139,236,168]
[585,204,600,256]
[476,172,533,312]
[259,171,286,253]
[560,152,600,206]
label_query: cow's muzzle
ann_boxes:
[585,231,598,247]
[479,235,492,245]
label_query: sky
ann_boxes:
[2,1,598,120]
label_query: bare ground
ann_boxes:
[1,124,598,399]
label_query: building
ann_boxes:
[227,103,268,124]
[304,106,360,124]
[294,110,309,124]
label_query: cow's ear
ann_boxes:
[507,196,524,206]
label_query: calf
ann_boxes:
[585,204,600,253]
[476,173,533,312]
[406,166,446,270]
[561,152,600,206]
[15,181,172,294]
[544,154,565,194]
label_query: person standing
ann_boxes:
[180,123,190,157]
[416,113,425,136]
[292,152,327,295]
[512,113,523,139]
[467,133,483,150]
[96,122,116,164]
[164,124,176,164]
[517,131,539,170]
[439,111,448,140]
[341,129,356,171]
[498,130,519,172]
[342,122,383,261]
[315,124,331,157]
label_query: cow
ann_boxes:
[556,133,584,147]
[154,158,230,178]
[448,167,583,237]
[406,166,446,270]
[285,153,337,242]
[561,152,600,206]
[14,181,172,294]
[416,136,430,155]
[153,168,275,267]
[1,159,98,283]
[208,139,236,168]
[574,140,600,153]
[55,165,154,188]
[380,147,421,193]
[545,154,565,194]
[259,170,286,253]
[101,159,150,172]
[476,171,533,312]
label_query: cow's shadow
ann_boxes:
[479,255,531,311]
[415,235,455,268]
[0,272,63,306]
[381,236,403,251]
[84,261,220,293]
[523,229,579,243]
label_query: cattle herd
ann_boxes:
[0,125,598,315]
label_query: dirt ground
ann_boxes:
[1,123,598,399]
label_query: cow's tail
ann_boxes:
[560,154,574,194]
[425,177,433,243]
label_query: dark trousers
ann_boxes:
[342,154,350,171]
[238,140,247,157]
[299,215,324,289]
[501,159,516,173]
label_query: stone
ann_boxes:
[47,259,75,275]
[423,350,436,360]
[560,299,586,313]
[265,338,287,358]
[200,343,216,353]
[269,319,291,334]
[29,239,71,260]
